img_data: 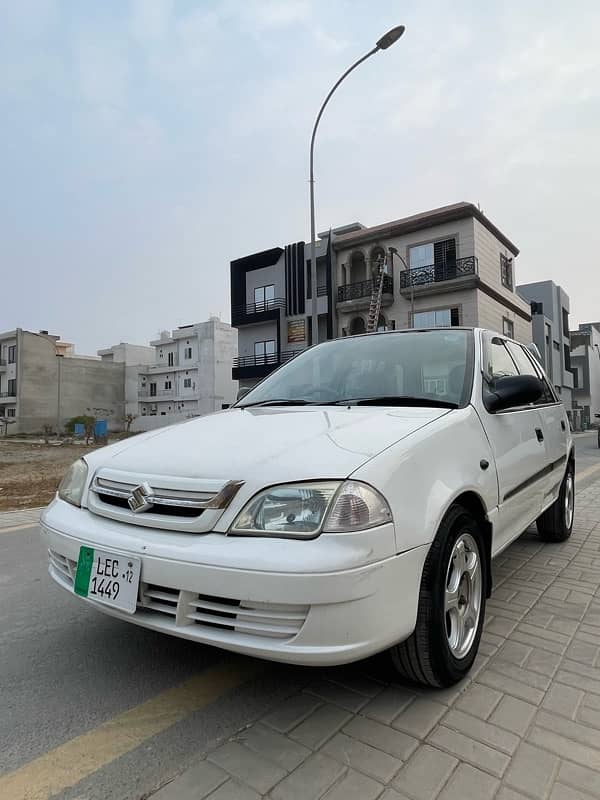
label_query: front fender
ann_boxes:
[351,405,498,555]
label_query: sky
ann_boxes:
[2,0,599,354]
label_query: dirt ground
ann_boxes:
[0,439,102,511]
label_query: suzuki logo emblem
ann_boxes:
[128,482,154,513]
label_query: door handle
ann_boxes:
[535,428,544,443]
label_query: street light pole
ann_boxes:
[389,247,414,327]
[309,25,405,347]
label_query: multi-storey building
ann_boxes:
[97,342,155,418]
[131,318,238,427]
[0,328,124,434]
[231,203,532,390]
[0,329,18,420]
[517,280,574,411]
[570,322,600,428]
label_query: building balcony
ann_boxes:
[231,298,286,327]
[336,275,393,312]
[0,391,16,400]
[138,388,179,399]
[232,349,304,381]
[399,257,478,296]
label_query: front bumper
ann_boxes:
[40,501,428,666]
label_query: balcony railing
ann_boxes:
[139,388,177,398]
[337,274,393,303]
[0,391,16,398]
[399,257,477,289]
[231,298,286,325]
[0,360,6,367]
[232,349,304,370]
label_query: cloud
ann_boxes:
[75,36,130,111]
[245,0,312,30]
[130,0,172,42]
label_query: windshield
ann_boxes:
[238,330,473,408]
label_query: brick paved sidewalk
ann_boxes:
[0,507,42,530]
[153,483,600,800]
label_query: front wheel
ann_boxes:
[390,506,486,688]
[536,462,574,542]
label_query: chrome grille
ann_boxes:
[94,477,215,509]
[87,469,243,532]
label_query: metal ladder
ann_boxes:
[366,256,387,333]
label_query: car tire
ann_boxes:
[390,505,487,688]
[536,461,574,543]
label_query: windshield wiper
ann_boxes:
[238,399,317,408]
[330,395,459,409]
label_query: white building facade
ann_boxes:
[135,318,238,428]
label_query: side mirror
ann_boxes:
[485,374,543,413]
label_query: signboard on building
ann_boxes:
[287,319,306,344]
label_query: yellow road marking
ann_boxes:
[0,657,262,800]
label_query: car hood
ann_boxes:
[87,406,450,484]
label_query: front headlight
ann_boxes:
[58,458,88,507]
[229,480,392,538]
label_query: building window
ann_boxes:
[413,308,459,328]
[184,347,192,360]
[150,382,156,397]
[564,344,571,371]
[500,254,513,290]
[502,317,514,338]
[254,340,276,364]
[409,243,434,269]
[573,368,579,389]
[7,408,15,417]
[184,378,192,388]
[531,301,543,315]
[553,341,560,351]
[168,352,174,366]
[562,308,570,337]
[7,345,16,364]
[7,378,16,395]
[254,284,275,311]
[164,381,172,390]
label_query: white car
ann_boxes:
[41,328,573,687]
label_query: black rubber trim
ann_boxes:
[503,455,567,502]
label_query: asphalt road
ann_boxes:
[1,431,599,800]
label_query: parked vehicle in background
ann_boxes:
[41,328,573,687]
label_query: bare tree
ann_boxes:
[124,413,137,435]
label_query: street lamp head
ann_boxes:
[376,25,405,50]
